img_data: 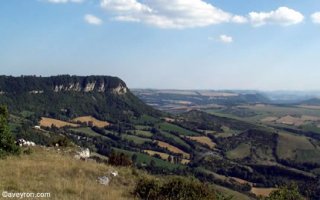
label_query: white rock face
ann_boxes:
[29,90,44,94]
[52,80,127,94]
[54,85,64,92]
[67,83,81,92]
[98,82,105,92]
[113,84,127,95]
[84,82,96,92]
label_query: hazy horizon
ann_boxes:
[1,0,320,90]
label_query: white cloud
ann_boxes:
[311,12,320,24]
[84,14,103,25]
[219,35,233,43]
[45,0,84,3]
[249,7,304,26]
[232,15,248,24]
[100,0,246,29]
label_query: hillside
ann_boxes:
[1,76,319,199]
[0,75,160,122]
[0,147,252,200]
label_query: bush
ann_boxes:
[261,184,304,200]
[108,151,132,166]
[134,176,224,200]
[0,105,20,158]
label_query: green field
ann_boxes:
[121,134,152,145]
[113,148,184,170]
[276,132,320,163]
[157,122,199,136]
[226,143,251,160]
[70,127,103,137]
[133,130,153,138]
[159,131,191,149]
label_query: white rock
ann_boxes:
[97,176,110,186]
[111,171,118,177]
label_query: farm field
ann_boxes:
[72,116,110,128]
[226,143,251,160]
[250,187,277,197]
[70,127,104,137]
[132,130,153,138]
[122,134,152,145]
[155,140,190,159]
[186,136,216,149]
[39,117,79,128]
[157,122,200,136]
[277,131,315,158]
[144,150,190,164]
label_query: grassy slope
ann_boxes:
[0,147,253,200]
[0,147,136,200]
[277,132,320,163]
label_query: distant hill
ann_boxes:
[132,89,270,112]
[0,75,160,122]
[298,98,320,105]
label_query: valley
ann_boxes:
[1,76,320,199]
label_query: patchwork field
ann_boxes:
[155,140,190,159]
[72,116,110,128]
[186,136,216,149]
[40,117,79,128]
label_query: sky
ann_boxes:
[1,0,320,90]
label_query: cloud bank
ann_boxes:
[249,7,304,27]
[100,0,243,29]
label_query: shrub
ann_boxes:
[108,151,132,166]
[134,176,222,200]
[262,184,304,200]
[0,105,20,158]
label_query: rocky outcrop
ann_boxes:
[84,82,96,92]
[0,75,129,95]
[113,84,127,95]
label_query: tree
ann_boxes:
[262,184,304,200]
[0,105,20,157]
[131,154,138,163]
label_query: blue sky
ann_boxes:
[1,0,320,90]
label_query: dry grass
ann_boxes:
[72,116,110,128]
[0,147,138,200]
[144,150,190,164]
[40,117,79,128]
[229,177,253,186]
[261,117,278,123]
[186,136,216,149]
[276,115,304,126]
[155,140,190,159]
[144,150,170,160]
[274,115,320,127]
[251,187,277,197]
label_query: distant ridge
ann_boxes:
[0,75,160,122]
